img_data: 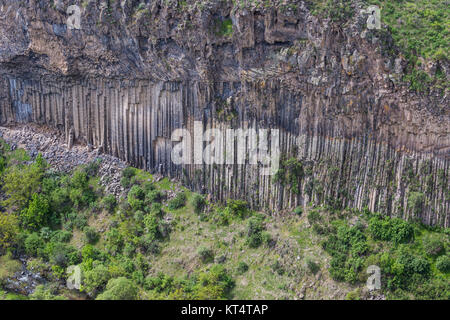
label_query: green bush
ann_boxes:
[271,260,285,276]
[122,167,136,179]
[25,232,45,256]
[120,176,131,188]
[149,203,164,218]
[246,215,265,248]
[84,227,100,245]
[192,194,206,214]
[322,224,368,282]
[307,210,321,224]
[237,262,249,275]
[84,160,101,176]
[368,215,414,244]
[143,213,160,240]
[214,18,233,37]
[293,206,303,216]
[45,242,79,268]
[436,255,450,273]
[128,186,145,211]
[306,258,320,275]
[423,236,445,257]
[226,200,249,219]
[146,190,164,204]
[51,230,72,243]
[82,263,111,297]
[30,285,66,300]
[168,192,187,210]
[20,194,50,231]
[96,277,139,300]
[101,195,117,213]
[1,156,46,210]
[197,246,214,263]
[0,253,21,285]
[273,158,304,193]
[194,265,234,300]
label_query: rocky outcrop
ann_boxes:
[0,124,128,197]
[0,1,448,226]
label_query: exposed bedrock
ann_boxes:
[1,76,448,226]
[0,1,448,226]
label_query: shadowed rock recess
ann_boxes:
[0,1,448,226]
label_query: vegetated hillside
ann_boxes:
[0,0,448,226]
[0,141,448,300]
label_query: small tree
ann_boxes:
[96,277,139,300]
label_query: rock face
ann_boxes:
[0,1,448,226]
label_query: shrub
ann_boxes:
[408,192,425,215]
[25,232,45,256]
[194,265,234,300]
[84,161,100,177]
[0,253,21,285]
[214,18,233,37]
[306,258,320,275]
[346,289,360,300]
[226,200,249,218]
[82,263,111,297]
[2,158,45,210]
[120,176,131,188]
[293,206,303,216]
[149,203,164,218]
[143,213,162,240]
[197,246,214,263]
[368,216,413,244]
[45,242,79,268]
[127,186,145,211]
[84,227,100,245]
[20,194,50,231]
[71,170,89,190]
[71,212,88,230]
[271,260,285,275]
[51,230,72,243]
[214,208,232,226]
[30,285,66,300]
[96,277,139,300]
[423,237,445,257]
[237,262,249,275]
[0,212,19,249]
[246,215,265,248]
[192,194,206,214]
[436,255,450,273]
[101,195,117,213]
[105,228,124,255]
[307,210,321,224]
[146,190,164,204]
[122,167,136,179]
[168,192,187,210]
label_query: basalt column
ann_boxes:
[1,76,448,227]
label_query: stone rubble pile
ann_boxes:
[0,124,127,197]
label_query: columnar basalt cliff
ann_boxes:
[0,1,448,226]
